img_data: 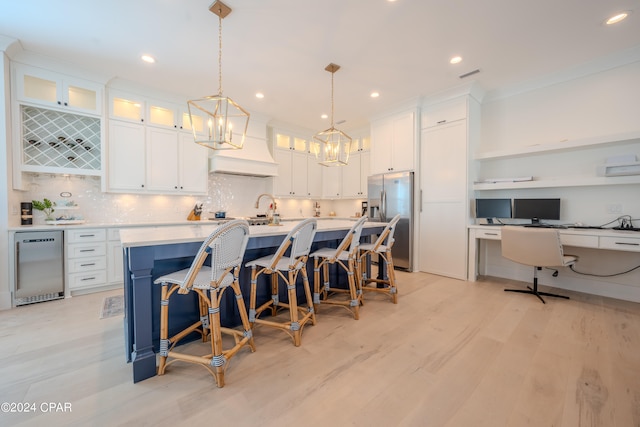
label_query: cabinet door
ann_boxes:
[108,120,146,191]
[419,202,468,279]
[291,151,308,196]
[360,151,370,196]
[342,152,362,197]
[307,154,323,198]
[274,149,293,196]
[421,120,467,201]
[322,166,342,198]
[107,240,124,285]
[391,112,415,172]
[109,91,145,123]
[370,120,393,175]
[148,99,178,129]
[146,127,179,191]
[179,133,208,193]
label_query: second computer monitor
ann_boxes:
[513,198,561,224]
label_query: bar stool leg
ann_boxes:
[231,278,256,353]
[300,265,316,326]
[286,269,302,347]
[158,283,170,375]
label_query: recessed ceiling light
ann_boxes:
[605,11,630,25]
[370,92,380,98]
[141,54,155,64]
[321,114,328,119]
[255,92,264,99]
[450,56,462,64]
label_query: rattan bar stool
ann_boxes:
[358,214,401,303]
[311,216,367,319]
[245,218,317,347]
[154,220,254,388]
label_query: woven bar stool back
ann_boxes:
[311,216,367,319]
[359,214,401,303]
[154,220,255,388]
[246,218,318,346]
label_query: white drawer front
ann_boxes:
[67,256,107,274]
[67,242,106,258]
[107,228,120,241]
[68,270,107,290]
[599,236,640,252]
[476,229,501,240]
[561,234,599,248]
[66,228,106,243]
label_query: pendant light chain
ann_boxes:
[218,12,223,95]
[330,71,335,127]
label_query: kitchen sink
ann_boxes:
[208,216,270,226]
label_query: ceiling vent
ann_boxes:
[459,69,481,79]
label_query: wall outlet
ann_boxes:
[606,203,623,214]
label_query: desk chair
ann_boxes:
[358,214,401,303]
[154,220,254,388]
[501,226,578,304]
[311,216,367,319]
[246,218,317,347]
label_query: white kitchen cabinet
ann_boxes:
[370,111,415,175]
[322,166,342,198]
[109,90,145,123]
[342,150,370,198]
[65,228,108,294]
[419,96,478,280]
[107,228,123,285]
[107,96,208,194]
[274,148,308,197]
[108,120,147,191]
[14,64,103,116]
[306,152,323,198]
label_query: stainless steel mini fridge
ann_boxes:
[14,230,64,306]
[367,171,414,271]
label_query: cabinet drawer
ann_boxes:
[561,234,598,248]
[67,242,106,258]
[68,270,107,290]
[66,228,106,243]
[108,228,120,241]
[599,236,640,252]
[422,99,466,128]
[67,256,106,274]
[475,229,501,240]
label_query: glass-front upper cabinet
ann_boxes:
[109,90,145,123]
[349,135,371,153]
[275,132,308,151]
[14,64,103,116]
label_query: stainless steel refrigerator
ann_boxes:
[367,171,414,271]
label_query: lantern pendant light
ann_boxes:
[314,63,351,166]
[187,0,249,150]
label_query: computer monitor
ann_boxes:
[475,198,512,224]
[513,198,561,224]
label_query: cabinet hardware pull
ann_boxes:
[81,277,96,281]
[81,263,96,267]
[486,232,499,236]
[80,249,95,253]
[80,234,95,237]
[614,242,639,246]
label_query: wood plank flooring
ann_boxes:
[1,271,639,427]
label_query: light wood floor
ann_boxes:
[1,271,639,427]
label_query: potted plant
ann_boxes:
[32,198,55,221]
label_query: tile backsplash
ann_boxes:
[19,173,363,225]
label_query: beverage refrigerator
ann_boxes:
[367,171,414,271]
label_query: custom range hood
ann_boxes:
[208,134,279,177]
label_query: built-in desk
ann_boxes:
[120,219,386,383]
[468,225,640,282]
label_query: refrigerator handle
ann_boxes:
[420,190,423,212]
[381,190,386,220]
[15,240,20,291]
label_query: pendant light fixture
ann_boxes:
[314,63,352,166]
[187,0,249,150]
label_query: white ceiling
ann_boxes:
[1,0,639,131]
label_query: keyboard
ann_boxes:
[523,224,567,229]
[569,225,603,229]
[612,226,640,232]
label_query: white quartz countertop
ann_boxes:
[120,219,386,248]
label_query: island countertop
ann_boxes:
[119,218,386,248]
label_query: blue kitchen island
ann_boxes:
[119,219,386,383]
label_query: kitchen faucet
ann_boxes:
[255,193,277,221]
